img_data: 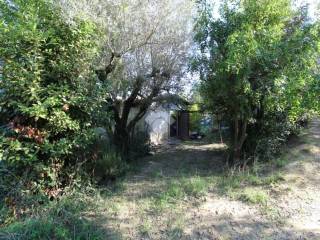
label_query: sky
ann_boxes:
[299,0,319,20]
[210,0,319,20]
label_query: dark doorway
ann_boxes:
[177,111,189,140]
[170,111,190,140]
[170,112,178,137]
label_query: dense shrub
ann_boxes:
[0,0,106,185]
[0,0,113,227]
[244,112,303,162]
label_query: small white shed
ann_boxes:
[144,106,171,145]
[130,96,190,145]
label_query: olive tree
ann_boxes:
[58,0,195,153]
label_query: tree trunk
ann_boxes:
[228,118,248,166]
[114,121,130,156]
[218,120,223,144]
[113,103,148,157]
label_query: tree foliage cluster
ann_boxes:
[193,0,320,165]
[59,0,194,154]
[0,0,112,221]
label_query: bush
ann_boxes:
[128,130,151,160]
[93,147,128,182]
[0,0,114,229]
[252,112,304,162]
[0,0,106,189]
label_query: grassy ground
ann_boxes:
[79,119,318,240]
[1,119,319,239]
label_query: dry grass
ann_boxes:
[96,120,320,239]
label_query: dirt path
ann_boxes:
[101,119,320,240]
[274,119,320,237]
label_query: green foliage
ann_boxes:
[138,220,152,237]
[154,180,185,206]
[0,0,115,228]
[194,0,320,163]
[189,104,203,132]
[274,157,290,168]
[0,0,106,185]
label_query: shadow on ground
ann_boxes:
[98,119,320,240]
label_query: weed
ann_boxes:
[165,181,185,200]
[263,173,285,185]
[260,204,284,224]
[166,214,185,240]
[107,180,127,196]
[216,175,242,194]
[106,201,120,216]
[151,197,169,213]
[274,158,289,168]
[151,170,165,179]
[153,176,209,204]
[1,188,113,239]
[217,236,231,240]
[246,174,263,185]
[139,219,152,237]
[216,167,285,198]
[167,227,184,240]
[150,176,210,213]
[95,150,128,180]
[246,173,285,186]
[151,180,184,212]
[238,188,269,204]
[182,176,209,197]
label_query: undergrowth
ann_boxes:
[0,186,112,240]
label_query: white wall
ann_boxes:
[144,106,170,145]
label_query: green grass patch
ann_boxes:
[238,188,269,204]
[151,170,165,179]
[166,214,185,240]
[216,170,285,195]
[246,172,285,186]
[138,219,152,237]
[263,173,285,185]
[215,170,284,204]
[260,204,284,224]
[156,176,208,201]
[1,188,116,240]
[152,180,185,212]
[181,176,209,197]
[151,176,209,213]
[216,175,242,194]
[274,157,289,168]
